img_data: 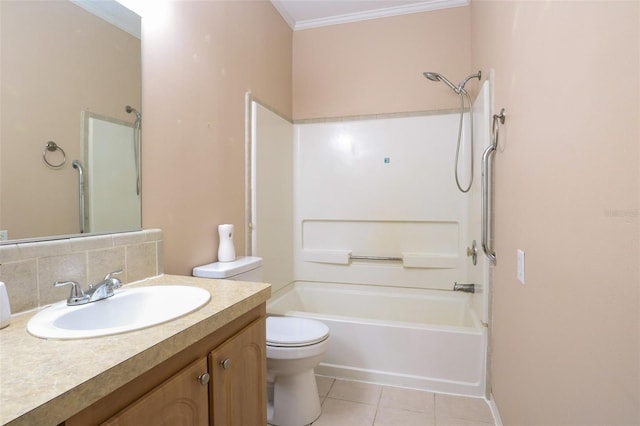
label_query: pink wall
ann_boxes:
[471,1,639,424]
[293,7,472,119]
[140,2,640,422]
[142,0,292,275]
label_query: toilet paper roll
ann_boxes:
[218,224,236,262]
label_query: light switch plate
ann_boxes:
[517,249,525,284]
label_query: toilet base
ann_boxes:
[268,369,321,426]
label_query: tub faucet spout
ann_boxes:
[453,282,475,293]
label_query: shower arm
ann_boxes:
[457,71,481,93]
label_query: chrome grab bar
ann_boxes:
[72,160,85,233]
[481,108,505,265]
[350,255,402,262]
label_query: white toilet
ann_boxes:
[193,256,330,426]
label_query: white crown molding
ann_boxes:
[272,0,470,31]
[271,0,297,30]
[296,0,469,30]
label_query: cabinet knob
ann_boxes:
[197,372,210,385]
[220,358,231,369]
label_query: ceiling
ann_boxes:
[271,0,469,31]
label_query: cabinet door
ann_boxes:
[209,317,266,426]
[102,357,209,426]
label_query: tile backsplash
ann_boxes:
[0,229,164,314]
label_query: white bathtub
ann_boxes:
[267,281,487,397]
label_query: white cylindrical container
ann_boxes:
[0,282,11,329]
[217,224,236,262]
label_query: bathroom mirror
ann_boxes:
[0,0,142,243]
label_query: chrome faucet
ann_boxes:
[453,282,475,293]
[54,269,123,306]
[86,270,123,302]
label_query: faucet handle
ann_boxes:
[103,269,123,289]
[103,269,123,281]
[54,280,87,305]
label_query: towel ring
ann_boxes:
[43,141,66,168]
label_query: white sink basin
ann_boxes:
[27,285,211,339]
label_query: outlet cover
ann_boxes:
[0,230,7,241]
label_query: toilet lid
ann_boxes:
[267,316,329,347]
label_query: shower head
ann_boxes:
[423,70,482,94]
[423,71,459,93]
[423,71,440,82]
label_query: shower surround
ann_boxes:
[252,80,492,397]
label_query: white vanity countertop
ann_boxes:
[0,274,271,426]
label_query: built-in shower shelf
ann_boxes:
[302,249,458,269]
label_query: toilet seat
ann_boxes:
[267,316,329,348]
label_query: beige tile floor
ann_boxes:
[311,376,495,426]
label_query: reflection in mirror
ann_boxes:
[0,0,142,242]
[83,111,142,234]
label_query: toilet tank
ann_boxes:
[193,256,263,281]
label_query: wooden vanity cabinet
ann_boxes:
[102,357,210,425]
[209,313,266,425]
[65,305,266,426]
